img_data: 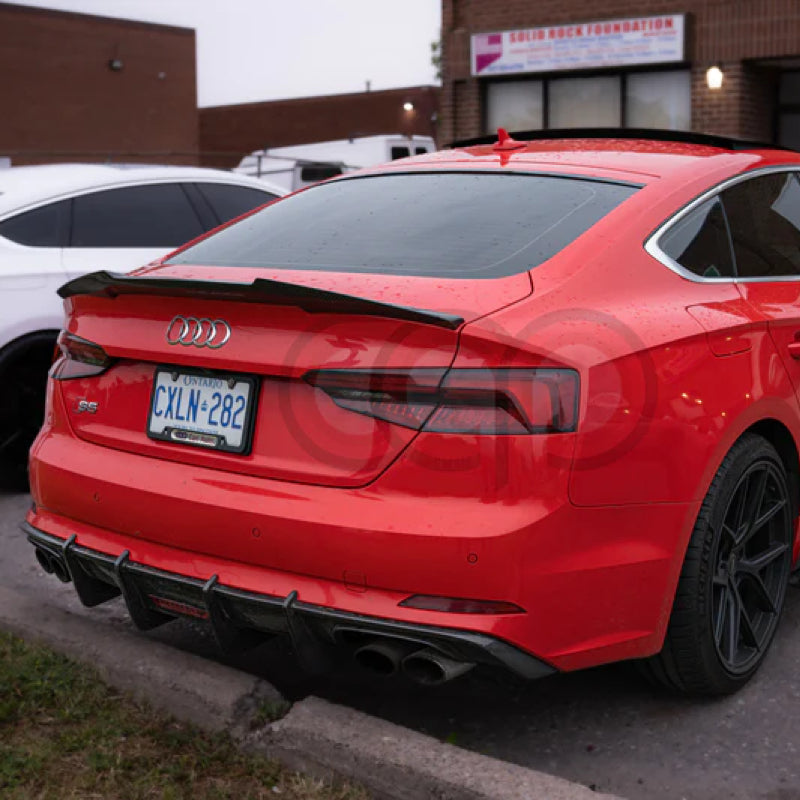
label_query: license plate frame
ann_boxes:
[147,366,259,455]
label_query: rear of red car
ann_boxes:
[25,166,650,682]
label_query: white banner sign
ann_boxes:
[472,15,685,77]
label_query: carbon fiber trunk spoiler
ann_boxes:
[58,270,464,331]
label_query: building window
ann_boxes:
[626,71,691,129]
[778,72,800,150]
[485,69,690,133]
[550,76,621,128]
[486,80,544,131]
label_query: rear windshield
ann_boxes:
[167,172,637,278]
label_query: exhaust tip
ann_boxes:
[403,652,446,685]
[355,645,399,676]
[353,638,420,677]
[402,649,475,686]
[35,547,54,574]
[51,558,71,583]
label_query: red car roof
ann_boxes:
[372,134,800,186]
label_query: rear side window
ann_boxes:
[660,197,734,278]
[0,200,69,247]
[720,172,800,278]
[195,183,278,225]
[167,173,638,278]
[71,184,204,248]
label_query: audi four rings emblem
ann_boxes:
[166,316,231,349]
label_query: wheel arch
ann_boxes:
[0,329,60,373]
[704,416,800,525]
[652,413,800,657]
[644,428,797,693]
[0,328,60,490]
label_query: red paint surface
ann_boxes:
[29,138,800,673]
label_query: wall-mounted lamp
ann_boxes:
[403,102,414,112]
[706,66,724,90]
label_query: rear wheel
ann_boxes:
[641,434,794,695]
[0,339,55,492]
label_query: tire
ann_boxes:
[0,339,55,492]
[641,433,794,695]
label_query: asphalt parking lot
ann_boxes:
[4,488,800,800]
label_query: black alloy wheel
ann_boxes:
[711,459,791,674]
[640,434,793,695]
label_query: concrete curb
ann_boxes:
[255,696,621,800]
[0,583,622,800]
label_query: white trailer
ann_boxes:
[235,134,436,192]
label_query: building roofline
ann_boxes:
[0,1,195,36]
[200,85,440,113]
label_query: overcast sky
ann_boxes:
[13,0,441,107]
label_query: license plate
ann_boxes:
[147,368,257,454]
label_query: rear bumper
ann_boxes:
[24,522,553,680]
[29,415,700,672]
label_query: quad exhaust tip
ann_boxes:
[354,638,474,685]
[354,639,418,676]
[34,547,70,583]
[34,546,54,574]
[402,648,475,686]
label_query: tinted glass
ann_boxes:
[722,172,800,278]
[298,164,342,182]
[660,197,734,278]
[779,72,800,104]
[168,173,637,278]
[778,112,800,151]
[0,200,68,247]
[196,183,277,225]
[71,184,204,247]
[390,147,410,159]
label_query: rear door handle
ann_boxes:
[788,342,800,359]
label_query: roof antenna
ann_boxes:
[493,128,525,151]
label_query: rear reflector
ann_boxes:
[304,368,578,435]
[399,594,525,615]
[52,332,113,380]
[148,595,209,620]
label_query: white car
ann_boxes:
[0,163,285,488]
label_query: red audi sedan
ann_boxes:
[25,130,800,695]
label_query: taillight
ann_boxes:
[304,368,579,435]
[51,332,113,380]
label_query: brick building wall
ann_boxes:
[441,0,800,143]
[0,3,198,165]
[198,86,440,169]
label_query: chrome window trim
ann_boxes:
[644,164,800,284]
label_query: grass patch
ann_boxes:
[0,631,368,799]
[251,698,293,729]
